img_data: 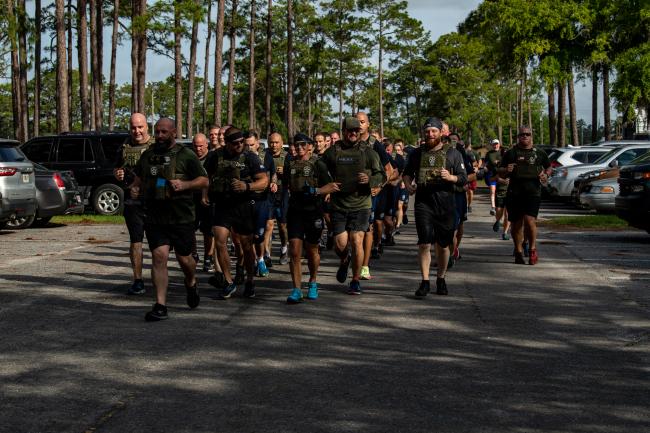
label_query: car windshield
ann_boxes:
[0,145,26,162]
[592,148,620,164]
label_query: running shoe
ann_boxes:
[490,207,496,216]
[257,259,269,277]
[243,281,255,298]
[127,280,145,295]
[209,271,227,289]
[186,283,200,309]
[514,252,526,264]
[493,220,500,232]
[448,254,455,269]
[415,280,430,298]
[279,252,289,265]
[360,266,372,280]
[221,282,237,299]
[385,235,396,246]
[467,206,472,213]
[264,255,273,268]
[145,303,168,321]
[202,258,213,273]
[529,249,538,265]
[348,280,362,295]
[502,232,510,241]
[306,282,318,300]
[287,288,303,304]
[371,247,381,260]
[234,264,245,285]
[336,254,351,283]
[436,277,448,296]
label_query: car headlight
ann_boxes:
[556,168,568,178]
[592,186,615,194]
[632,171,650,180]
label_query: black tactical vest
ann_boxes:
[209,148,251,195]
[334,143,367,194]
[512,148,541,179]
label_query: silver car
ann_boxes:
[0,140,36,228]
[579,177,619,213]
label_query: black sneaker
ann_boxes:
[191,252,200,264]
[208,271,227,289]
[243,281,256,298]
[377,242,384,255]
[234,264,245,285]
[336,254,351,283]
[385,235,396,246]
[436,277,448,296]
[415,280,430,298]
[145,303,168,321]
[221,282,237,299]
[127,279,145,295]
[514,252,526,264]
[403,214,409,225]
[186,283,200,309]
[264,255,273,268]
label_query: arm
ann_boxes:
[364,149,387,188]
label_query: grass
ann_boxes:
[541,214,629,230]
[51,214,125,225]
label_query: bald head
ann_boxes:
[193,133,209,159]
[154,117,176,148]
[355,112,370,139]
[129,112,150,145]
[269,133,284,155]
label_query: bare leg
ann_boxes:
[418,243,431,281]
[151,245,170,305]
[335,232,349,260]
[349,231,365,281]
[176,253,197,287]
[490,185,496,208]
[263,219,275,258]
[130,241,143,280]
[396,200,404,227]
[305,242,320,282]
[213,226,233,283]
[511,218,525,253]
[289,238,303,288]
[362,228,373,267]
[237,233,256,282]
[434,243,450,278]
[524,215,538,250]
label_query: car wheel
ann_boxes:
[92,184,124,216]
[5,214,36,229]
[34,216,52,227]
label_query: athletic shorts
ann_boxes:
[506,195,541,221]
[485,173,497,187]
[383,185,397,218]
[194,201,212,235]
[467,180,478,191]
[454,192,468,229]
[287,208,324,244]
[371,192,386,222]
[269,191,289,224]
[212,200,256,236]
[398,187,409,203]
[123,203,145,243]
[145,223,194,256]
[495,191,508,209]
[331,208,371,235]
[253,199,270,244]
[414,201,455,248]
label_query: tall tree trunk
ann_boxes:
[34,0,42,137]
[55,0,70,133]
[508,102,513,146]
[591,66,598,143]
[202,0,212,131]
[548,83,556,147]
[90,0,103,130]
[603,64,611,140]
[18,0,29,140]
[186,0,199,138]
[286,0,293,140]
[226,0,237,125]
[136,0,147,113]
[67,0,73,130]
[378,11,384,138]
[108,0,119,130]
[496,93,502,145]
[78,0,90,130]
[557,81,566,147]
[338,60,343,135]
[8,0,21,140]
[264,0,272,136]
[131,0,139,113]
[248,0,256,130]
[307,76,312,137]
[567,71,579,146]
[174,3,183,138]
[213,0,225,125]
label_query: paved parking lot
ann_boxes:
[1,192,649,433]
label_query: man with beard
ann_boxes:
[402,117,467,298]
[204,127,269,298]
[130,118,209,321]
[113,113,154,296]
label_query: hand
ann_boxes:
[440,168,454,182]
[270,182,278,193]
[507,163,516,173]
[231,179,247,192]
[201,196,210,207]
[357,172,369,184]
[371,186,381,197]
[539,171,548,184]
[319,182,341,195]
[114,168,125,181]
[168,179,185,192]
[405,182,417,195]
[130,185,140,199]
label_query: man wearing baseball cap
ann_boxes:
[402,117,467,298]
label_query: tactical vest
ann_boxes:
[289,159,318,193]
[486,150,501,175]
[334,143,367,194]
[418,144,451,187]
[272,151,287,187]
[512,148,541,179]
[141,145,188,201]
[209,148,251,195]
[122,144,148,168]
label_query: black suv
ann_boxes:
[615,151,650,233]
[21,132,130,215]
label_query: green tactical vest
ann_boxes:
[122,144,148,168]
[271,151,287,187]
[418,144,451,187]
[209,148,250,195]
[334,143,367,194]
[288,159,318,193]
[141,145,189,201]
[512,147,541,180]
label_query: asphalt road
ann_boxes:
[1,192,649,433]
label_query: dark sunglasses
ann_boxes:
[518,132,532,137]
[346,129,360,134]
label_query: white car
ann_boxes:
[549,146,611,168]
[548,143,650,198]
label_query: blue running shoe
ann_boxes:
[307,282,318,300]
[257,259,269,277]
[348,280,362,295]
[287,288,303,304]
[221,282,237,299]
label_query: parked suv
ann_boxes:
[0,139,36,227]
[548,146,611,168]
[615,151,650,233]
[21,132,130,215]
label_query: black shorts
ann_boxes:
[383,185,397,218]
[269,191,289,224]
[331,208,371,235]
[414,201,455,247]
[145,223,195,256]
[124,203,145,243]
[506,195,541,221]
[212,200,256,236]
[454,192,467,229]
[253,199,270,243]
[195,202,212,235]
[373,190,387,221]
[287,208,324,244]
